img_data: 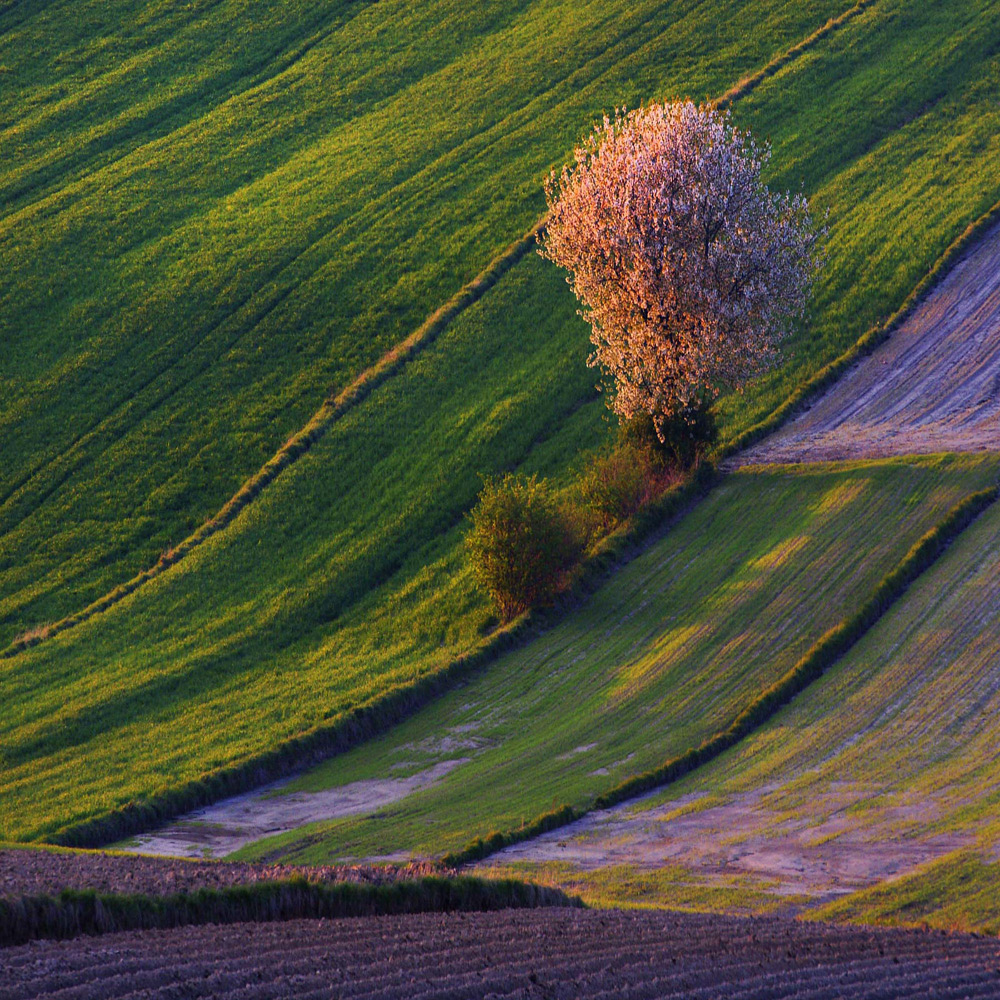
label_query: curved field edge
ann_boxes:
[440,485,1000,867]
[8,179,999,662]
[721,195,1000,461]
[7,0,1000,852]
[0,875,580,947]
[0,224,543,661]
[40,469,714,850]
[210,457,996,867]
[811,851,1000,935]
[0,0,856,646]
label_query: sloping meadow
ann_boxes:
[3,0,1000,848]
[221,456,1000,864]
[0,0,849,645]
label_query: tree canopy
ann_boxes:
[540,100,823,440]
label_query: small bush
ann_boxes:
[577,444,662,532]
[619,401,718,470]
[465,474,582,621]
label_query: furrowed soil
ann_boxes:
[0,847,447,900]
[4,909,1000,999]
[737,222,1000,465]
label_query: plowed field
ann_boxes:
[737,221,1000,464]
[4,910,1000,1000]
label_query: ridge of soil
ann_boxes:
[0,847,449,900]
[4,909,1000,999]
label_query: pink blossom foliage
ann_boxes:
[540,101,823,437]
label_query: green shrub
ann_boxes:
[466,474,582,621]
[619,401,718,470]
[577,444,678,532]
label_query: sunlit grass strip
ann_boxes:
[721,196,1000,460]
[44,467,714,850]
[809,850,1000,935]
[443,485,999,866]
[0,875,582,947]
[713,0,877,111]
[1,222,544,662]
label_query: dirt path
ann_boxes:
[486,788,974,902]
[737,222,1000,465]
[122,760,466,859]
[6,910,1000,999]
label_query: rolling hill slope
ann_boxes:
[129,456,994,864]
[3,0,1000,856]
[484,479,1000,914]
[0,0,852,646]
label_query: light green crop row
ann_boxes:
[225,456,999,864]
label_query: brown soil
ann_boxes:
[3,909,1000,999]
[489,789,973,901]
[123,759,468,860]
[0,847,448,900]
[736,222,1000,465]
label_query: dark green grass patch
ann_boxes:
[0,875,580,947]
[0,0,849,645]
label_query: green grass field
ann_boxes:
[623,492,1000,845]
[812,852,1000,934]
[0,0,852,646]
[502,488,1000,923]
[4,0,1000,859]
[217,456,999,864]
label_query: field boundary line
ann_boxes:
[0,875,580,947]
[713,0,878,111]
[39,468,713,849]
[720,197,1000,462]
[1,223,544,661]
[443,485,999,866]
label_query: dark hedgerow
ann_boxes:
[466,474,582,622]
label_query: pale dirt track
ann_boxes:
[484,788,972,903]
[3,910,1000,1000]
[737,222,1000,465]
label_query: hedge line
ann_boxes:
[0,875,581,947]
[714,0,877,111]
[44,466,714,850]
[720,197,1000,462]
[443,486,998,866]
[2,222,545,662]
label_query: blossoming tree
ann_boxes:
[540,100,823,444]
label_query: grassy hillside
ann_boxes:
[0,0,849,646]
[217,456,1000,864]
[618,493,1000,854]
[512,489,1000,920]
[3,0,1000,848]
[813,852,1000,934]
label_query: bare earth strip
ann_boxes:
[737,222,1000,465]
[483,789,972,902]
[121,760,468,859]
[4,909,1000,1000]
